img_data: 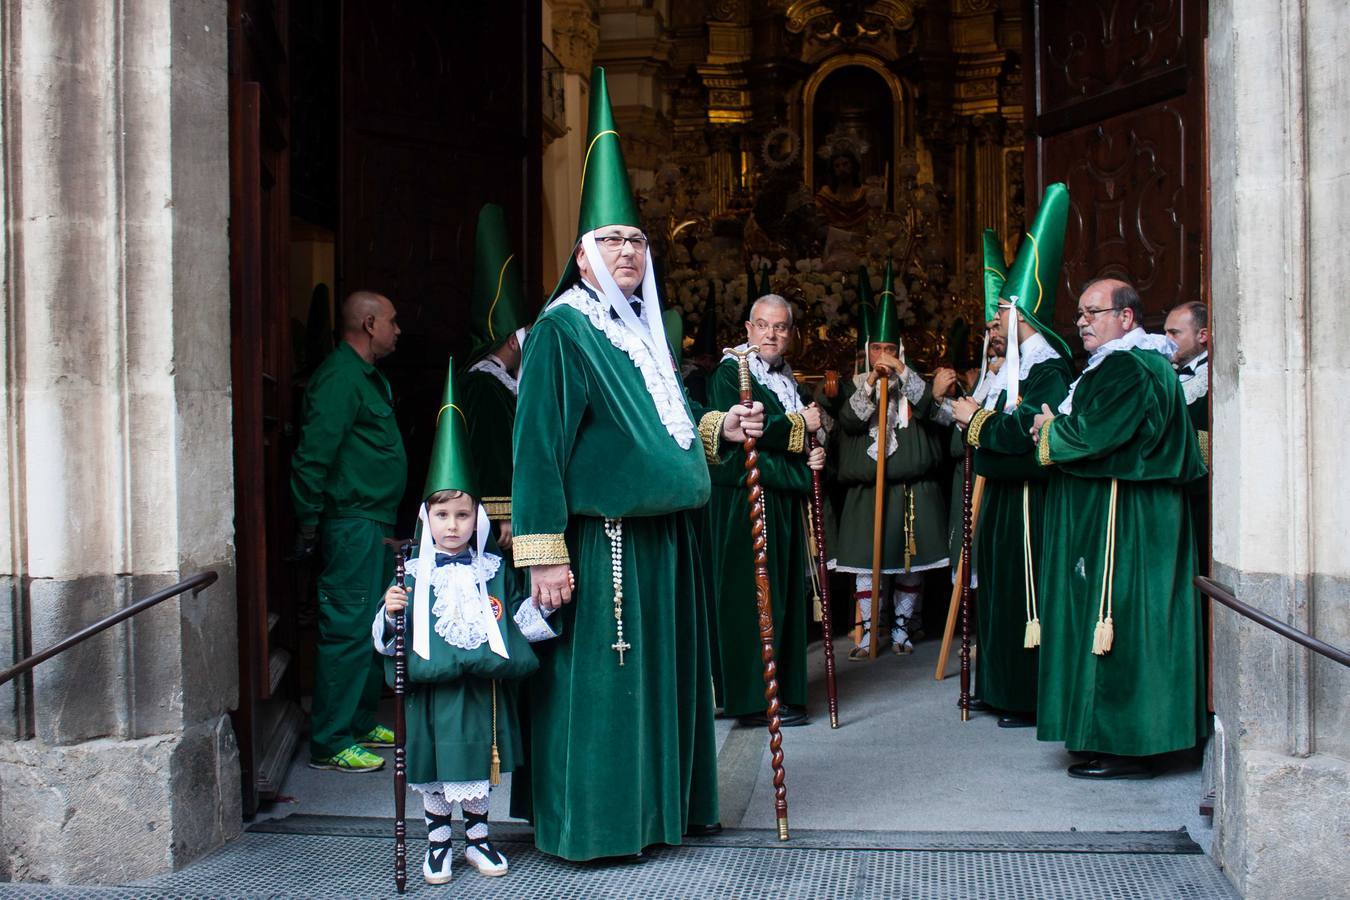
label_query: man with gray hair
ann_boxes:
[706,293,825,727]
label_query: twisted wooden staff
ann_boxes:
[724,345,789,841]
[959,447,974,721]
[868,373,889,659]
[393,543,411,892]
[807,432,840,729]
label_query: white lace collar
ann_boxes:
[550,283,695,449]
[722,343,803,413]
[425,552,503,652]
[1178,352,1208,404]
[469,354,518,396]
[982,332,1060,411]
[1059,328,1177,414]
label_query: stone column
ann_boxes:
[1207,1,1350,897]
[593,0,673,192]
[0,0,239,883]
[542,0,599,290]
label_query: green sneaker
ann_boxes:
[309,745,385,773]
[358,725,395,748]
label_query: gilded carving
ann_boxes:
[551,0,600,76]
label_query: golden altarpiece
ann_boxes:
[554,0,1029,374]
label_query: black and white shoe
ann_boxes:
[423,809,454,885]
[463,810,508,876]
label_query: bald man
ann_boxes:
[291,290,408,772]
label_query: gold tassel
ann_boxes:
[1091,481,1119,657]
[1021,484,1041,650]
[1024,618,1041,649]
[489,681,501,786]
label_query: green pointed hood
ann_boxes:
[469,203,528,362]
[758,264,772,298]
[1001,183,1071,359]
[423,359,477,501]
[981,228,1008,324]
[873,258,900,344]
[547,67,643,304]
[854,265,876,350]
[663,307,684,367]
[693,280,719,357]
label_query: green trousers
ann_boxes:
[311,516,393,759]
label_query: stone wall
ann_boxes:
[1207,0,1350,896]
[0,0,240,883]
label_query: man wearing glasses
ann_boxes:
[510,68,763,862]
[706,294,827,728]
[1029,278,1209,779]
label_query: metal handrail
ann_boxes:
[0,571,219,686]
[1196,576,1349,668]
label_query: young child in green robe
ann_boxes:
[375,489,562,885]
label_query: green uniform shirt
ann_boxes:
[291,341,408,526]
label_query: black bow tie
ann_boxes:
[1178,366,1194,377]
[434,551,472,567]
[610,299,643,321]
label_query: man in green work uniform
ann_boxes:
[1031,278,1209,779]
[463,203,531,557]
[291,290,408,772]
[707,294,826,727]
[951,192,1075,728]
[510,68,764,861]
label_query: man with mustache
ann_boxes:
[707,294,826,727]
[1029,277,1209,779]
[510,68,764,861]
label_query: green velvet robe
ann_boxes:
[706,357,811,717]
[510,287,723,860]
[1035,347,1209,756]
[832,374,949,573]
[462,365,517,529]
[374,556,550,784]
[965,357,1073,713]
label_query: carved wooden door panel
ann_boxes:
[1024,0,1208,331]
[339,1,541,528]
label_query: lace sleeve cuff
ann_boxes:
[698,411,726,463]
[482,496,511,521]
[787,413,807,454]
[931,399,956,427]
[901,368,926,404]
[513,601,559,642]
[512,533,570,567]
[848,383,877,420]
[966,408,995,448]
[1037,422,1055,466]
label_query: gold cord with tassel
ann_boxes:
[489,680,501,785]
[904,488,917,569]
[1092,479,1119,656]
[1022,482,1041,648]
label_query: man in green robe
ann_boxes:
[830,261,950,656]
[1031,278,1209,779]
[952,193,1075,727]
[708,294,826,727]
[462,203,531,556]
[510,67,764,861]
[290,290,408,772]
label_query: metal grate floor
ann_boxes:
[0,824,1238,899]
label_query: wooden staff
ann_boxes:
[724,345,789,841]
[959,447,974,721]
[807,432,840,729]
[393,543,411,893]
[935,474,985,680]
[868,373,889,659]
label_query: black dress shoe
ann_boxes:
[589,850,648,865]
[966,697,992,712]
[684,822,723,837]
[997,714,1036,728]
[737,707,809,728]
[1067,755,1155,780]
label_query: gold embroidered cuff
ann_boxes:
[698,411,726,464]
[966,408,994,448]
[511,533,570,567]
[787,413,806,454]
[1037,422,1054,467]
[482,496,512,521]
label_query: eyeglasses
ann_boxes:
[750,320,792,335]
[595,234,649,252]
[1075,306,1122,323]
